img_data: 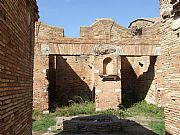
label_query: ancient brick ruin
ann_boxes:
[0,0,38,134]
[33,1,180,134]
[0,0,180,134]
[33,18,161,111]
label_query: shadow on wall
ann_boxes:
[55,115,158,135]
[121,56,157,107]
[47,55,94,112]
[47,55,56,112]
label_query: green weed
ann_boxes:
[32,116,56,132]
[127,100,164,119]
[32,100,164,133]
[149,121,165,135]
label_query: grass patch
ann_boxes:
[149,121,165,135]
[33,116,56,132]
[53,102,96,116]
[51,101,129,118]
[126,100,164,119]
[32,102,96,132]
[32,110,56,132]
[32,100,164,133]
[127,101,165,135]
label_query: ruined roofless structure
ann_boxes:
[0,0,180,134]
[33,18,162,111]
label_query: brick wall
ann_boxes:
[121,56,158,105]
[56,55,94,106]
[0,0,38,134]
[94,54,121,110]
[160,0,180,134]
[33,44,49,110]
[33,18,161,111]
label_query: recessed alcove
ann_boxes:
[103,57,114,75]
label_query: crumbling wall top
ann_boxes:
[80,18,131,41]
[35,21,64,41]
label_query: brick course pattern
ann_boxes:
[0,0,38,134]
[34,18,162,111]
[160,0,180,134]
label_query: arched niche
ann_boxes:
[103,57,114,75]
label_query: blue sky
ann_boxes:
[37,0,160,37]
